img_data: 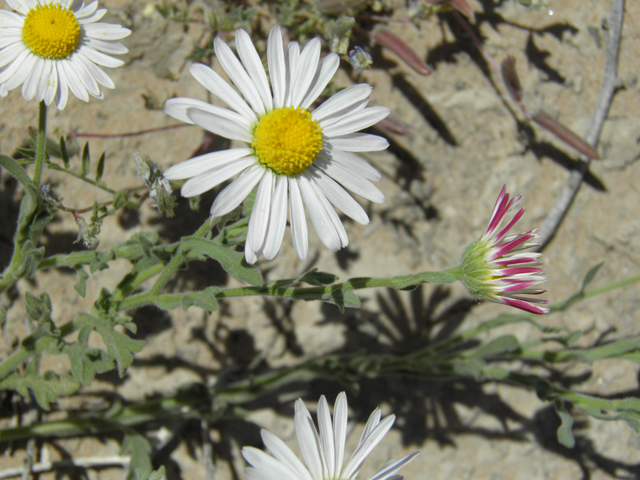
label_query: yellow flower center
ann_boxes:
[252,107,323,176]
[22,4,81,60]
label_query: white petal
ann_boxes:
[210,164,265,218]
[290,37,320,107]
[22,56,44,101]
[267,25,286,109]
[214,36,265,115]
[289,176,308,260]
[83,23,131,40]
[284,42,300,107]
[317,396,335,478]
[76,8,106,24]
[60,58,89,101]
[246,169,274,261]
[41,60,57,105]
[313,84,372,122]
[242,448,299,480]
[68,54,101,96]
[86,38,128,55]
[0,42,25,68]
[261,430,313,480]
[55,62,69,109]
[298,174,341,252]
[301,53,340,109]
[294,399,325,480]
[306,173,348,248]
[189,63,256,122]
[165,148,253,180]
[342,415,395,480]
[181,157,255,197]
[325,147,382,181]
[314,155,384,203]
[368,452,419,480]
[263,175,288,260]
[73,1,99,19]
[164,97,213,124]
[236,29,273,111]
[325,133,388,152]
[187,107,253,143]
[0,48,31,89]
[360,408,381,445]
[77,45,123,68]
[76,51,115,88]
[333,393,348,479]
[322,106,390,137]
[6,0,29,14]
[0,10,24,27]
[310,167,369,225]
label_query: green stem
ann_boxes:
[32,101,47,187]
[135,221,212,299]
[0,347,32,380]
[117,269,458,312]
[47,163,116,195]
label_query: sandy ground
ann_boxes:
[1,0,640,478]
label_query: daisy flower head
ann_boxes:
[458,185,550,315]
[0,0,131,109]
[163,26,390,264]
[242,393,419,480]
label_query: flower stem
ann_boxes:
[32,101,47,187]
[117,269,458,312]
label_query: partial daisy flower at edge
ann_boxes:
[242,393,419,480]
[456,185,550,315]
[0,0,131,109]
[163,26,390,264]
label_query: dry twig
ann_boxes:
[537,0,625,248]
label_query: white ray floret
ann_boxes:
[0,0,130,109]
[164,25,391,263]
[242,393,419,480]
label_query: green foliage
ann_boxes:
[122,432,153,480]
[0,363,80,410]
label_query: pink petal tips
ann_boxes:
[457,185,550,315]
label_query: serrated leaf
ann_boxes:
[183,236,262,286]
[15,240,45,279]
[0,370,80,410]
[74,266,89,297]
[25,292,52,322]
[95,152,105,182]
[77,313,144,377]
[181,286,220,312]
[122,433,153,480]
[81,142,90,176]
[469,335,520,358]
[554,400,575,448]
[64,342,115,386]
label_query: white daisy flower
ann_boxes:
[0,0,131,109]
[164,26,390,263]
[242,393,419,480]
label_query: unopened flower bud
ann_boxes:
[349,46,373,72]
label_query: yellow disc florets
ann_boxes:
[22,4,81,59]
[252,107,323,176]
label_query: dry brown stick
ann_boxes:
[536,0,625,249]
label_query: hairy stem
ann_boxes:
[32,101,47,187]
